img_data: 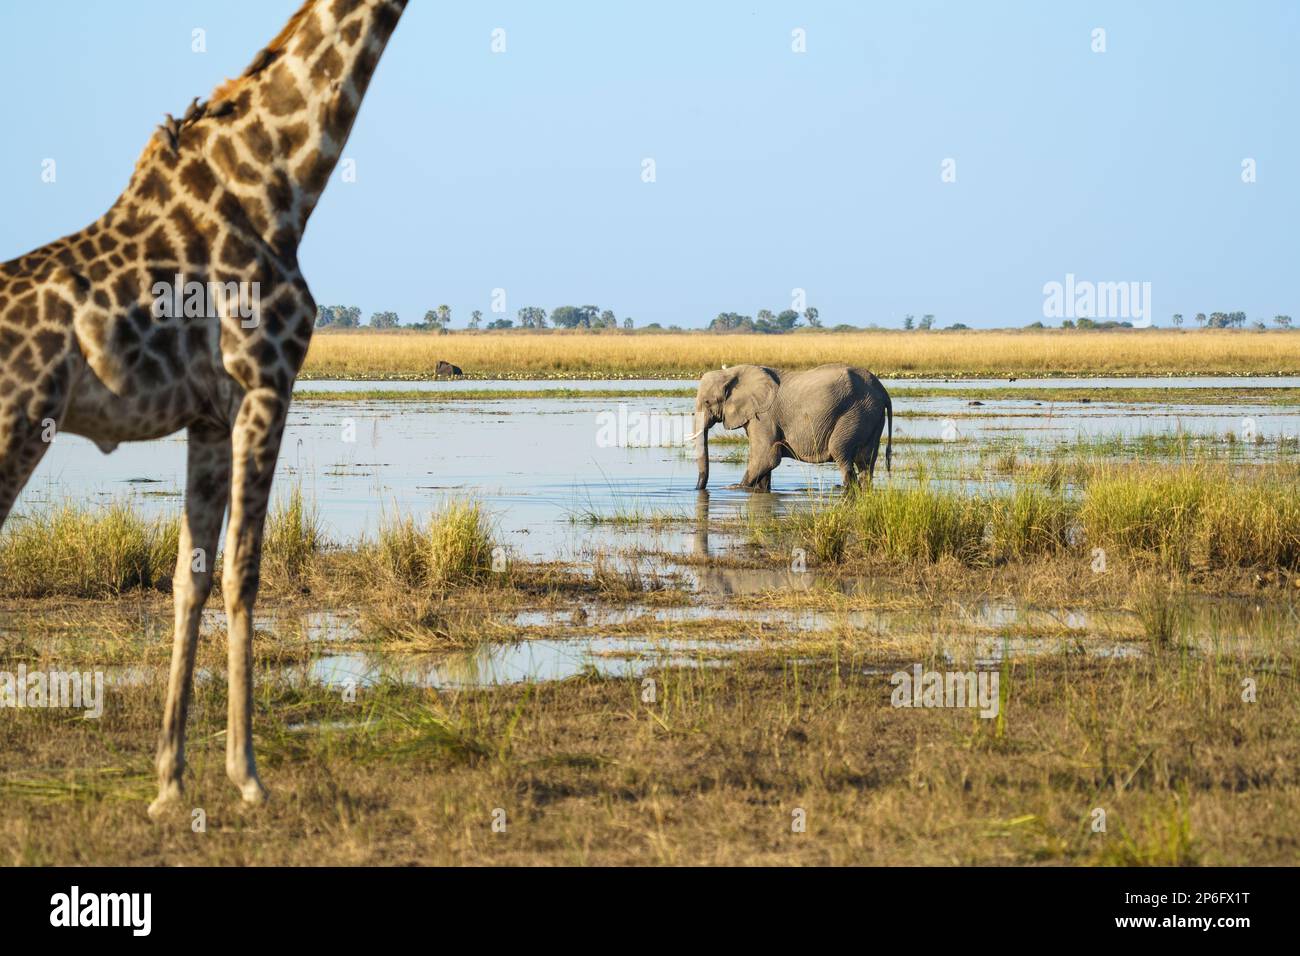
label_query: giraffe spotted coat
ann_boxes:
[0,0,409,814]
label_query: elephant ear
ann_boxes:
[723,366,779,429]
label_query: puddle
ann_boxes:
[94,636,754,694]
[299,637,755,689]
[7,587,1287,699]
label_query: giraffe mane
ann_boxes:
[133,0,319,168]
[208,0,320,104]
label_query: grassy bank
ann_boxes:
[301,329,1300,380]
[3,481,1298,864]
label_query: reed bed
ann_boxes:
[0,501,178,598]
[0,487,325,599]
[761,460,1300,572]
[302,328,1300,380]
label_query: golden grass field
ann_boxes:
[301,328,1300,380]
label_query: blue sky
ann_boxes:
[1,0,1295,329]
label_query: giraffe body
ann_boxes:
[0,0,408,814]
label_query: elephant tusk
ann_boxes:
[685,428,705,442]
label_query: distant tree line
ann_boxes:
[1049,312,1295,330]
[315,303,637,331]
[1060,318,1134,329]
[1178,311,1292,330]
[315,305,363,328]
[708,308,820,333]
[315,303,1296,333]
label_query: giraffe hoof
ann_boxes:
[235,776,269,806]
[147,786,183,820]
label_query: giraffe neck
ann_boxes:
[137,0,408,260]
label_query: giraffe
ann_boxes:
[0,0,408,815]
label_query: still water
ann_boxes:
[16,377,1299,560]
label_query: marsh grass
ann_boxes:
[374,499,496,590]
[759,458,1300,573]
[0,491,332,599]
[0,501,178,598]
[1080,462,1300,570]
[1132,575,1190,648]
[766,472,1071,566]
[569,503,690,529]
[355,500,499,645]
[261,484,325,586]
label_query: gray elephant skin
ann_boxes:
[690,363,892,491]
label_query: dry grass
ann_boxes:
[301,328,1300,380]
[1,646,1295,865]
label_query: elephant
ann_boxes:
[436,360,463,378]
[689,363,892,492]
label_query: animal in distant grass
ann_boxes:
[689,363,892,492]
[0,0,409,817]
[436,360,463,378]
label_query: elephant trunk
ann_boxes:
[693,408,711,490]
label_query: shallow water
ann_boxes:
[7,588,1286,696]
[291,375,1300,394]
[15,377,1300,562]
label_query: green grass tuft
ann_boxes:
[0,501,178,598]
[375,499,496,590]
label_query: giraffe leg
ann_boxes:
[0,412,58,531]
[149,422,231,818]
[222,388,288,805]
[0,448,43,531]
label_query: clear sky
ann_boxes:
[1,0,1296,329]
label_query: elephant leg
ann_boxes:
[837,456,863,494]
[829,427,864,493]
[852,447,874,488]
[740,440,781,492]
[858,418,887,488]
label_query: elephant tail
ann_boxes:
[884,393,893,474]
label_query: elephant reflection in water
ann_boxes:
[689,490,809,596]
